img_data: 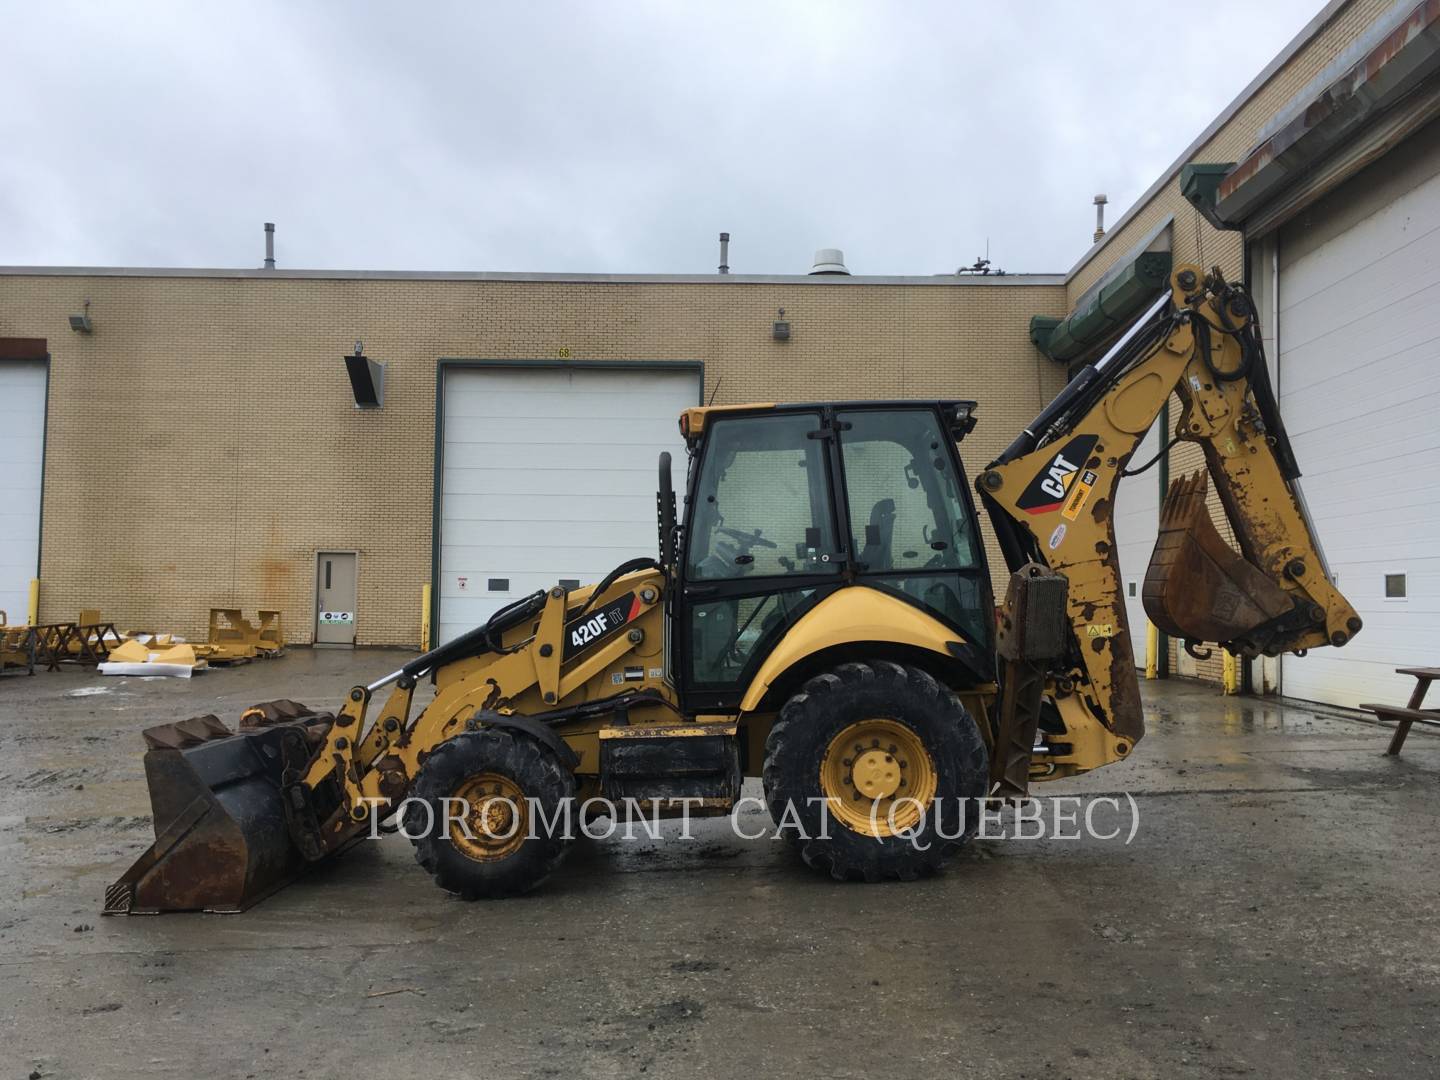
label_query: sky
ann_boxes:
[2,0,1326,277]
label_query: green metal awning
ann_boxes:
[1030,244,1171,364]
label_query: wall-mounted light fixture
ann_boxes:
[68,299,93,334]
[772,307,790,342]
[344,340,385,409]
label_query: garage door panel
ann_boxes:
[442,466,654,498]
[0,513,42,542]
[1300,481,1440,532]
[442,492,655,525]
[1284,367,1440,440]
[0,438,41,463]
[0,361,45,624]
[443,415,679,447]
[0,396,45,423]
[442,443,665,472]
[441,519,652,549]
[1285,653,1431,704]
[1279,201,1440,337]
[447,387,694,422]
[439,552,649,591]
[438,366,696,642]
[446,368,684,396]
[1309,534,1440,565]
[1282,259,1440,360]
[1278,161,1440,708]
[1290,429,1440,482]
[0,468,43,495]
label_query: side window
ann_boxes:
[838,410,980,572]
[686,413,840,580]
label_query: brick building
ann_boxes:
[0,269,1067,646]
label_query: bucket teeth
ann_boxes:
[103,880,135,915]
[142,714,234,750]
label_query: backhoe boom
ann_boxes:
[978,264,1360,765]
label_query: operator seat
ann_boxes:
[858,498,896,571]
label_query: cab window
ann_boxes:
[837,409,980,572]
[686,413,840,580]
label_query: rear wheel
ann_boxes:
[405,729,574,899]
[762,661,988,881]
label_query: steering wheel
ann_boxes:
[717,526,778,550]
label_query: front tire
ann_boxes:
[405,728,575,899]
[762,661,988,882]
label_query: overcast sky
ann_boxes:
[2,0,1325,276]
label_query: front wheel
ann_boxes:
[762,661,988,881]
[405,728,575,899]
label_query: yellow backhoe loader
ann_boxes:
[105,265,1360,913]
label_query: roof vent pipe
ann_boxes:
[809,248,849,275]
[1092,195,1107,244]
[263,222,276,270]
[718,232,730,274]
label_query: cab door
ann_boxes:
[676,410,843,711]
[833,407,992,649]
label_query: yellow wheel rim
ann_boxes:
[448,772,528,861]
[819,719,937,837]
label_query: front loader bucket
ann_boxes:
[1143,472,1293,644]
[104,703,330,915]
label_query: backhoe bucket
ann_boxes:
[104,702,331,915]
[1143,471,1292,644]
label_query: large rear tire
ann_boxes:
[405,729,575,899]
[762,661,988,882]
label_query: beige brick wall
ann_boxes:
[1062,0,1394,681]
[0,273,1067,646]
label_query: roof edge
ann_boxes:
[0,265,1065,287]
[1064,0,1351,283]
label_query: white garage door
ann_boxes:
[0,361,46,625]
[1277,160,1440,708]
[437,366,698,644]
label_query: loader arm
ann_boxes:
[977,264,1360,761]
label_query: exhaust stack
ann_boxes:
[718,232,730,274]
[263,222,276,270]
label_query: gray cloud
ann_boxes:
[2,0,1324,275]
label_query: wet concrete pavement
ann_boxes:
[3,649,1439,1079]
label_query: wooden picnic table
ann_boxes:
[1362,667,1440,756]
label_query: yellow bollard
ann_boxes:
[420,583,432,652]
[27,579,39,626]
[1145,621,1158,680]
[1222,649,1239,696]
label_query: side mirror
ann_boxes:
[657,452,678,569]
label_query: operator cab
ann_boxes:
[667,401,992,711]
